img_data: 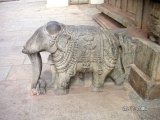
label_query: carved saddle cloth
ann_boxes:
[75,26,103,63]
[50,24,119,76]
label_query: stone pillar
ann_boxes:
[46,0,69,7]
[90,0,104,4]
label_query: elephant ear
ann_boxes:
[57,34,71,52]
[46,21,61,35]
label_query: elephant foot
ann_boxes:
[90,86,103,92]
[30,79,46,95]
[54,88,68,95]
[115,80,124,86]
[30,88,39,95]
[114,75,126,86]
[30,87,46,95]
[30,87,46,96]
[38,87,46,95]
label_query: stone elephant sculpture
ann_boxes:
[22,21,135,95]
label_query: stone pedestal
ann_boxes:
[46,0,69,7]
[129,38,160,100]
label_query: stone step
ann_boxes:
[96,3,136,27]
[93,13,125,29]
[93,13,147,38]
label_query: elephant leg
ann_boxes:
[114,74,127,86]
[91,70,111,92]
[78,72,84,86]
[54,72,70,95]
[47,64,58,89]
[28,53,46,95]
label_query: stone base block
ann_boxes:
[129,64,160,100]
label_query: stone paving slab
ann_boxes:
[0,46,23,56]
[6,64,51,81]
[0,41,15,47]
[0,54,26,66]
[0,66,11,81]
[13,41,27,46]
[0,80,138,120]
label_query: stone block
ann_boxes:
[134,38,160,82]
[129,64,160,100]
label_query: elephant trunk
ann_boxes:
[28,53,42,89]
[22,38,43,54]
[22,33,43,90]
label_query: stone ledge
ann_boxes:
[134,37,160,82]
[129,64,160,100]
[93,13,125,29]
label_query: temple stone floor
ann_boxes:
[0,0,160,120]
